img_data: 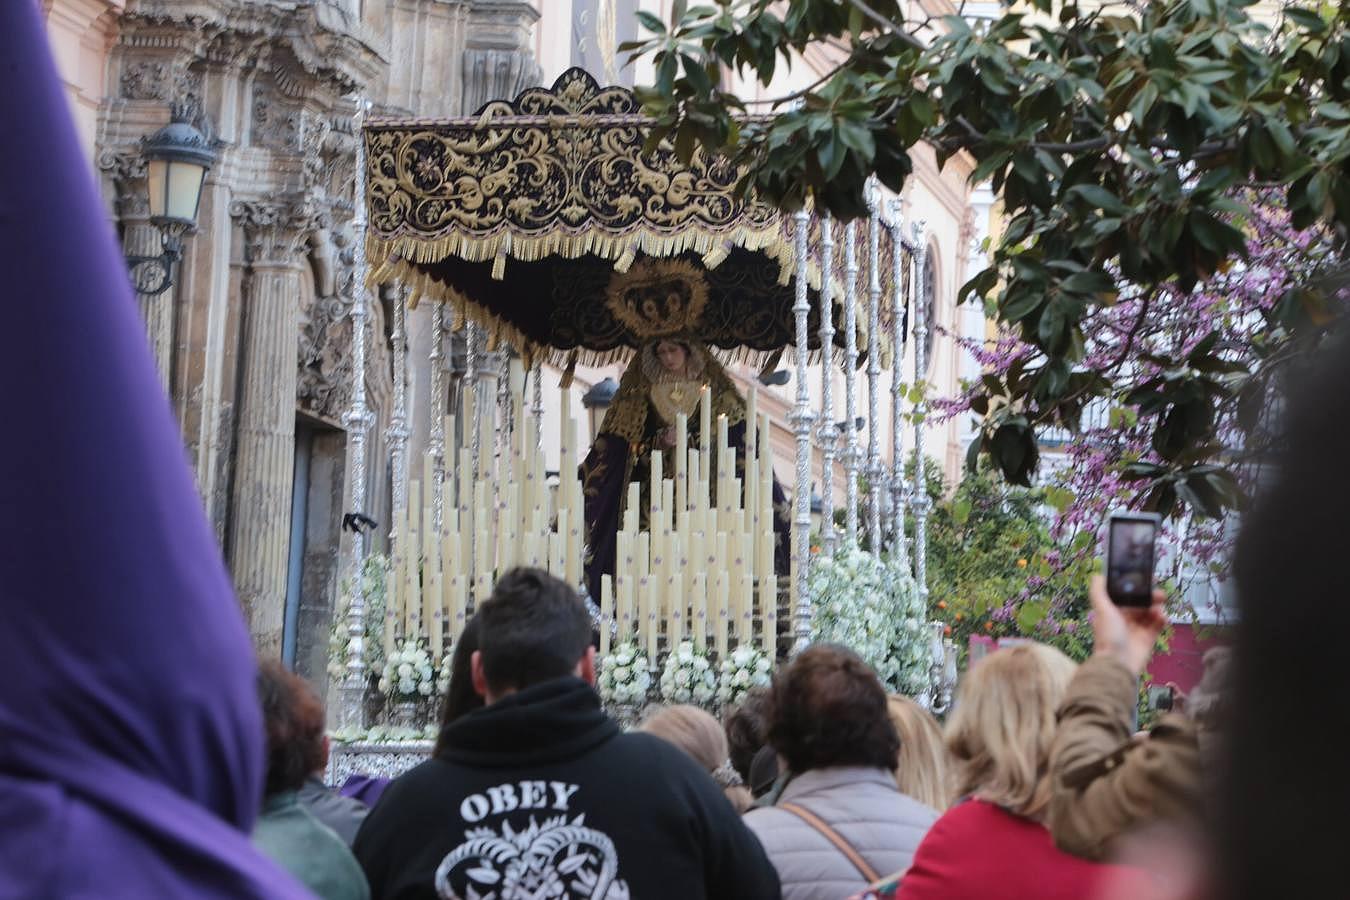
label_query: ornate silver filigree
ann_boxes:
[911,220,931,603]
[325,741,433,787]
[337,100,375,729]
[842,220,861,545]
[886,200,910,568]
[791,210,816,655]
[865,187,885,555]
[817,214,837,561]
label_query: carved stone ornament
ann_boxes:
[298,293,353,424]
[120,57,202,105]
[230,199,325,267]
[97,149,151,220]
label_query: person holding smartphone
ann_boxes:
[1045,574,1205,862]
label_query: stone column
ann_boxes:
[100,151,174,389]
[228,199,317,658]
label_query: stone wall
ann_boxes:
[88,0,541,677]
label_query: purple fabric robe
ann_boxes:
[0,3,312,896]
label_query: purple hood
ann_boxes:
[0,3,310,896]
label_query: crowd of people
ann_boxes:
[260,566,1240,900]
[5,1,1346,897]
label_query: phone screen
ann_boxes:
[1107,516,1158,606]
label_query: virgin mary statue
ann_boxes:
[581,337,790,602]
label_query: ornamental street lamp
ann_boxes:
[125,115,216,296]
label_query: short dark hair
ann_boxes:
[476,567,591,693]
[724,687,771,782]
[257,661,326,797]
[766,644,899,774]
[434,613,485,755]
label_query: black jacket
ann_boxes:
[353,677,781,900]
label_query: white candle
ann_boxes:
[692,572,708,650]
[715,571,731,657]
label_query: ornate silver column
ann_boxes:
[386,289,410,553]
[531,360,545,450]
[886,200,910,568]
[429,303,447,533]
[790,210,816,654]
[816,214,837,560]
[865,192,884,555]
[842,220,861,545]
[464,323,482,584]
[910,220,931,602]
[339,102,374,727]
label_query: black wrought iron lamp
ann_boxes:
[125,116,216,296]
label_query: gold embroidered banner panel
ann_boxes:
[364,68,904,367]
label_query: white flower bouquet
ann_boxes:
[328,554,390,682]
[436,650,454,697]
[808,542,929,697]
[716,643,773,707]
[659,641,717,707]
[598,642,652,708]
[378,638,437,700]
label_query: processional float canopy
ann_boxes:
[363,68,901,369]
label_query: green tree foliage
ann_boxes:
[625,0,1350,519]
[918,462,1094,662]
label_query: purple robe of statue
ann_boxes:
[0,3,312,896]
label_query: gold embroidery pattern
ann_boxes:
[363,68,905,365]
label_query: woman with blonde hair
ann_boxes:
[641,704,754,814]
[885,695,950,812]
[894,643,1128,900]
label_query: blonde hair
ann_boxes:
[886,694,952,811]
[944,642,1077,821]
[641,705,754,813]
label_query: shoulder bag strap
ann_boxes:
[778,801,882,884]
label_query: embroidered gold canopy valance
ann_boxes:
[364,68,904,367]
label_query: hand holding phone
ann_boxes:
[1105,512,1161,606]
[1088,575,1168,676]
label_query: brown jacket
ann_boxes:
[1048,655,1204,861]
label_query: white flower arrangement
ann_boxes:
[716,643,773,707]
[328,554,390,682]
[808,542,930,697]
[659,641,718,707]
[598,642,653,708]
[378,638,437,699]
[436,650,454,697]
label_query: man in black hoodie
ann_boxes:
[353,567,781,900]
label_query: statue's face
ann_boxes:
[655,341,688,374]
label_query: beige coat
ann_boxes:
[1048,655,1204,861]
[745,767,938,900]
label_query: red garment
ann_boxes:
[894,799,1126,900]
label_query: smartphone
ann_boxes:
[1104,511,1161,607]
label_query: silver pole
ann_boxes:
[817,214,837,560]
[339,99,374,728]
[465,323,481,590]
[531,360,545,452]
[790,210,816,654]
[886,200,909,568]
[865,188,883,555]
[429,303,447,534]
[386,292,410,555]
[910,219,930,602]
[842,220,861,545]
